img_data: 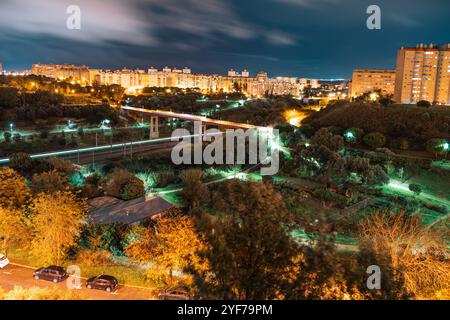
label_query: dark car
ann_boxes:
[86,275,118,292]
[158,286,193,300]
[33,266,67,283]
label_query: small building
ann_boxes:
[89,196,174,225]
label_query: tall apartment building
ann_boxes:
[31,64,91,84]
[394,43,450,105]
[349,69,396,98]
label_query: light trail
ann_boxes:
[0,133,219,165]
[121,106,263,130]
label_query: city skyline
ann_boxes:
[0,0,449,78]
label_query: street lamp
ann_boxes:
[9,123,14,134]
[344,130,356,142]
[100,119,111,130]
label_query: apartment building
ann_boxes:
[349,69,396,98]
[31,64,90,84]
[394,43,450,105]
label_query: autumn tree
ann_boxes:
[125,209,207,287]
[358,211,449,299]
[286,234,366,300]
[192,180,298,300]
[31,170,69,194]
[30,191,87,265]
[0,207,31,256]
[0,168,31,209]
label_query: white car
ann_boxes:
[0,254,10,269]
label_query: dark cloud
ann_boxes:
[0,0,448,78]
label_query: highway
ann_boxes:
[0,135,197,166]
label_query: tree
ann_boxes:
[287,234,366,300]
[0,168,30,209]
[31,170,68,194]
[358,211,449,299]
[125,209,207,287]
[47,157,75,175]
[311,128,344,152]
[363,132,386,149]
[425,138,446,159]
[416,100,431,108]
[0,207,31,256]
[106,169,145,200]
[9,152,34,176]
[408,184,422,196]
[30,191,86,265]
[192,180,298,300]
[181,169,209,212]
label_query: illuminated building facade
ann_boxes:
[31,64,90,84]
[349,69,396,98]
[394,43,450,105]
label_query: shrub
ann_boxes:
[31,170,68,194]
[135,171,157,193]
[47,157,75,175]
[106,169,145,200]
[4,286,86,300]
[408,184,422,195]
[416,100,431,108]
[363,132,386,149]
[77,249,113,266]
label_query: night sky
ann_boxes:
[0,0,449,79]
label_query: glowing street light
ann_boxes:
[100,119,111,130]
[369,92,379,101]
[344,130,356,142]
[9,123,14,133]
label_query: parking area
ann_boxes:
[0,263,155,300]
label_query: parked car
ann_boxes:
[0,254,10,269]
[86,275,118,292]
[33,266,67,283]
[158,286,193,300]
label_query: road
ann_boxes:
[0,263,155,300]
[61,141,177,165]
[0,139,179,166]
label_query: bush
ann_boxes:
[135,172,157,193]
[156,172,177,187]
[77,249,113,266]
[408,184,422,195]
[106,169,145,200]
[3,286,86,300]
[363,132,386,149]
[47,157,75,175]
[31,170,68,194]
[416,100,431,108]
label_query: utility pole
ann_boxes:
[92,132,98,167]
